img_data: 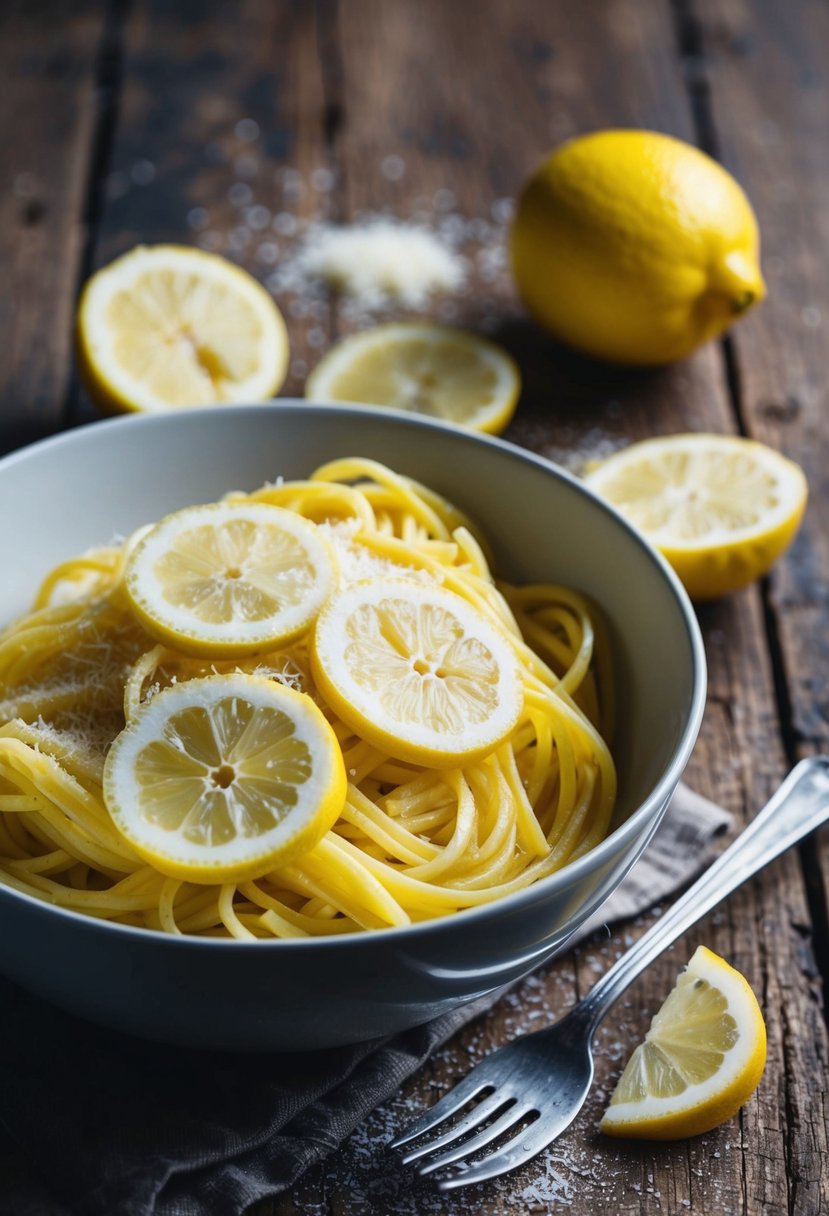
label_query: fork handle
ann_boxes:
[577,756,829,1033]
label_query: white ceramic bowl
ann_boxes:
[0,404,706,1050]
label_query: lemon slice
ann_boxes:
[585,433,808,600]
[601,946,767,1140]
[305,323,521,434]
[77,245,289,412]
[103,673,347,883]
[124,502,337,656]
[310,579,523,767]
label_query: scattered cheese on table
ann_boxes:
[295,219,466,307]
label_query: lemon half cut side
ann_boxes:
[77,245,289,412]
[585,433,807,600]
[310,579,524,768]
[601,945,767,1140]
[305,323,521,435]
[103,673,347,884]
[124,501,338,657]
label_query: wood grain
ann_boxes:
[0,1,827,1213]
[0,0,107,453]
[686,1,829,1210]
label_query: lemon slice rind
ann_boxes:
[124,502,337,657]
[103,673,346,884]
[77,245,289,413]
[600,945,767,1139]
[305,322,521,435]
[310,578,523,768]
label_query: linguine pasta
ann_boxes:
[0,458,616,939]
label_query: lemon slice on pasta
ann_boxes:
[103,673,347,883]
[310,579,523,767]
[124,502,337,656]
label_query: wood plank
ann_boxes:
[685,2,829,1212]
[0,1,107,453]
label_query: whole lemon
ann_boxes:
[510,129,765,365]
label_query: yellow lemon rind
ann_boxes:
[510,129,765,366]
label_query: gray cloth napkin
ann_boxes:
[0,784,730,1216]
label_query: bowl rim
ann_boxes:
[0,402,708,949]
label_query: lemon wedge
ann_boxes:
[305,323,521,434]
[77,245,289,412]
[585,433,808,600]
[103,674,346,884]
[309,579,523,767]
[601,945,767,1139]
[124,502,337,656]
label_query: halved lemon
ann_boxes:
[585,433,807,599]
[309,579,523,767]
[103,673,347,883]
[601,945,767,1139]
[77,245,289,412]
[305,323,521,434]
[124,502,337,656]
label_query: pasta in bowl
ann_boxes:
[0,405,704,1049]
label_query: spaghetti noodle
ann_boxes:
[0,458,616,938]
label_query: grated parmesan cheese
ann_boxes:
[294,219,466,308]
[318,519,442,587]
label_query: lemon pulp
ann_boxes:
[77,244,289,412]
[586,433,807,599]
[103,673,347,883]
[124,502,337,655]
[305,323,520,434]
[310,579,523,767]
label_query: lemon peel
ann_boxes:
[510,129,765,365]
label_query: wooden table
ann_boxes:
[3,1,829,1212]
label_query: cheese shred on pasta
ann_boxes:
[0,458,616,938]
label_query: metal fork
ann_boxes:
[390,756,829,1191]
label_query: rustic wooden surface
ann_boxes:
[2,1,828,1213]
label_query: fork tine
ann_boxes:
[432,1099,581,1191]
[389,1071,492,1149]
[414,1100,535,1177]
[396,1088,514,1164]
[434,1106,576,1192]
